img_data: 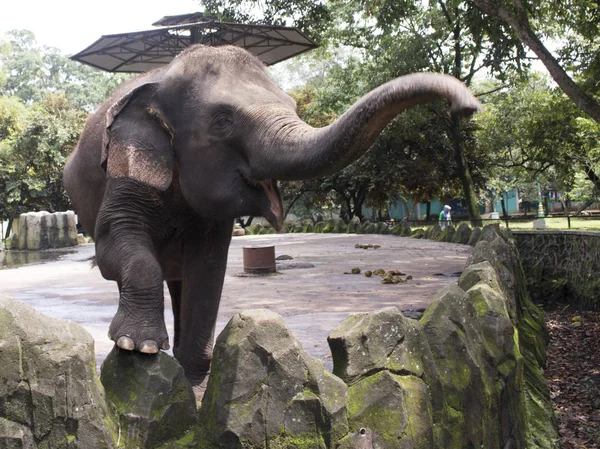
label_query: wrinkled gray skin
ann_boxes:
[64,45,480,390]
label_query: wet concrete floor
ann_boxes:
[0,234,471,371]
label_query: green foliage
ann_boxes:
[0,29,131,224]
[0,29,130,111]
[202,0,331,44]
[202,0,525,223]
[475,73,600,197]
[0,93,87,219]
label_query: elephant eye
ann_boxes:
[211,111,234,136]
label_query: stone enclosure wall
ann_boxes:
[0,226,559,448]
[513,230,600,309]
[8,211,78,250]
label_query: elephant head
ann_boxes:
[102,45,480,229]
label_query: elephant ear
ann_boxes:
[101,82,174,191]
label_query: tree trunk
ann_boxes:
[575,199,594,216]
[400,197,411,220]
[353,186,368,221]
[426,201,431,220]
[500,195,508,218]
[344,197,354,221]
[283,190,306,221]
[451,116,482,226]
[450,13,482,227]
[472,0,600,124]
[583,163,600,191]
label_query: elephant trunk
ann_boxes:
[249,73,481,181]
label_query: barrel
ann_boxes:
[243,246,276,274]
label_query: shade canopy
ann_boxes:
[70,12,318,72]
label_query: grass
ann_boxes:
[488,217,600,231]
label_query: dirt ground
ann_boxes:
[544,308,600,448]
[0,233,471,369]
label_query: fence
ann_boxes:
[400,214,600,231]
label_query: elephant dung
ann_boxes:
[100,348,197,449]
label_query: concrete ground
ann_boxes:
[0,233,471,371]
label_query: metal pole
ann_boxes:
[566,192,571,229]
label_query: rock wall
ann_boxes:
[0,225,558,448]
[512,230,600,309]
[198,226,558,448]
[9,211,78,250]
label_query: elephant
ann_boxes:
[63,44,480,391]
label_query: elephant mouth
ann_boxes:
[258,179,284,231]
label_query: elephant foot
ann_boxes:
[189,374,209,403]
[108,306,170,354]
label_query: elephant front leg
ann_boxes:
[174,219,233,391]
[96,234,170,354]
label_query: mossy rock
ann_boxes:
[314,222,326,233]
[336,223,348,233]
[361,223,378,234]
[375,223,390,234]
[330,308,438,448]
[101,349,197,449]
[428,224,442,240]
[302,223,314,233]
[391,221,411,236]
[444,226,456,242]
[0,297,117,449]
[286,224,300,233]
[421,286,506,448]
[347,372,434,449]
[410,228,425,239]
[322,219,337,233]
[356,220,369,234]
[389,225,403,236]
[199,310,348,448]
[462,228,559,447]
[329,308,434,385]
[452,223,472,245]
[467,227,482,246]
[346,217,361,234]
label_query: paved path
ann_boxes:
[0,233,471,370]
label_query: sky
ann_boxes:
[0,0,202,54]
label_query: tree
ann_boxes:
[0,93,88,236]
[283,59,488,222]
[476,73,600,199]
[201,0,528,224]
[0,29,132,238]
[0,30,130,111]
[471,0,600,133]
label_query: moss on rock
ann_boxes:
[199,310,348,448]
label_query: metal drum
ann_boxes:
[243,246,276,274]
